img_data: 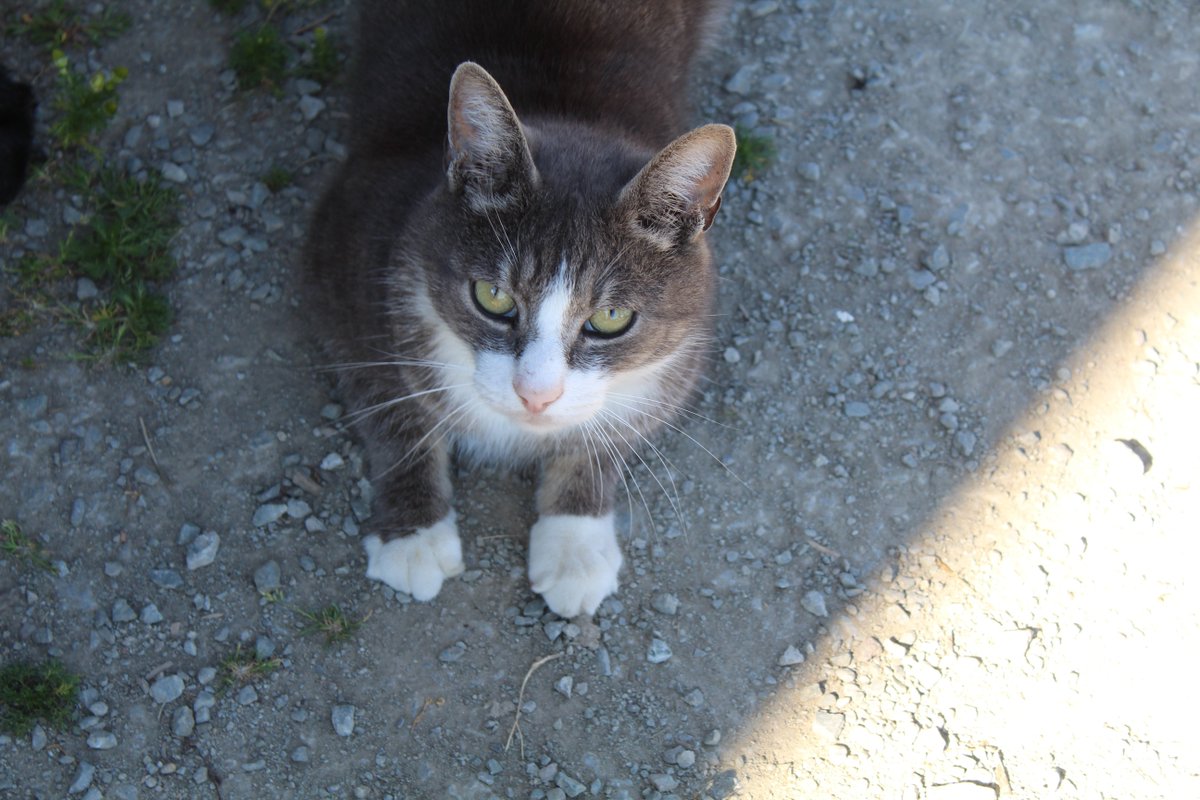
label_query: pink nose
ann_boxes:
[514,380,563,414]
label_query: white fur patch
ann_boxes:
[528,514,622,617]
[363,512,464,601]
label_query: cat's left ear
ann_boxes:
[618,124,736,250]
[446,62,538,212]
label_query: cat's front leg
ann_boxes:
[528,454,623,617]
[360,438,464,601]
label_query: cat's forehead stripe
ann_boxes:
[533,262,574,344]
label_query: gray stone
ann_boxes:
[1063,242,1112,270]
[76,277,99,300]
[646,638,673,663]
[801,590,828,617]
[299,94,326,121]
[149,569,184,589]
[172,706,195,738]
[291,745,310,763]
[161,162,188,183]
[253,560,281,593]
[86,730,117,749]
[812,711,845,740]
[778,645,806,666]
[332,704,356,737]
[844,401,871,418]
[908,269,937,290]
[676,749,696,768]
[186,532,219,570]
[111,598,137,623]
[150,674,185,704]
[140,603,164,624]
[556,772,587,798]
[650,774,678,792]
[554,675,573,698]
[725,65,757,95]
[237,685,258,705]
[651,593,679,615]
[188,123,215,147]
[438,642,466,663]
[17,395,47,418]
[252,498,288,528]
[68,761,95,793]
[30,725,46,751]
[320,452,344,470]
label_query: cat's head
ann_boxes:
[406,63,735,438]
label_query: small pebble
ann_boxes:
[778,645,806,666]
[151,674,185,704]
[86,731,117,750]
[186,532,220,570]
[172,707,195,738]
[801,590,828,617]
[111,599,137,623]
[254,560,282,593]
[646,638,673,664]
[332,704,356,737]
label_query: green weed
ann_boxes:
[0,660,80,735]
[732,126,776,182]
[230,25,289,92]
[8,0,130,49]
[208,0,250,15]
[78,283,172,360]
[297,604,366,646]
[219,645,281,690]
[61,169,179,286]
[0,520,54,573]
[49,50,128,150]
[300,27,339,84]
[262,164,293,192]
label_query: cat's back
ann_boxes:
[351,0,727,156]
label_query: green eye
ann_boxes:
[472,280,516,318]
[584,307,635,337]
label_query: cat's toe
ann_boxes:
[528,514,622,617]
[363,513,463,601]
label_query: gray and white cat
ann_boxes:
[305,0,735,617]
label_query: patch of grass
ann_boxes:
[230,25,289,92]
[8,0,130,49]
[262,164,293,193]
[297,604,365,646]
[731,125,776,182]
[0,520,54,573]
[61,168,179,286]
[208,0,250,15]
[299,27,339,84]
[49,50,128,150]
[219,645,281,690]
[0,660,80,735]
[77,283,172,360]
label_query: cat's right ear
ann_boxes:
[445,62,538,212]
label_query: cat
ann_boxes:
[0,66,36,207]
[305,0,736,617]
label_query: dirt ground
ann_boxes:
[2,1,1198,798]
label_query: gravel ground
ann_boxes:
[2,1,1198,798]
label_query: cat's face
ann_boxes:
[421,205,709,437]
[398,64,734,443]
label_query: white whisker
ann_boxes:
[606,399,751,491]
[599,410,684,536]
[342,384,474,426]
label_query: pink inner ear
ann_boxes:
[702,194,722,231]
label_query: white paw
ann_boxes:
[528,514,622,617]
[363,512,464,601]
